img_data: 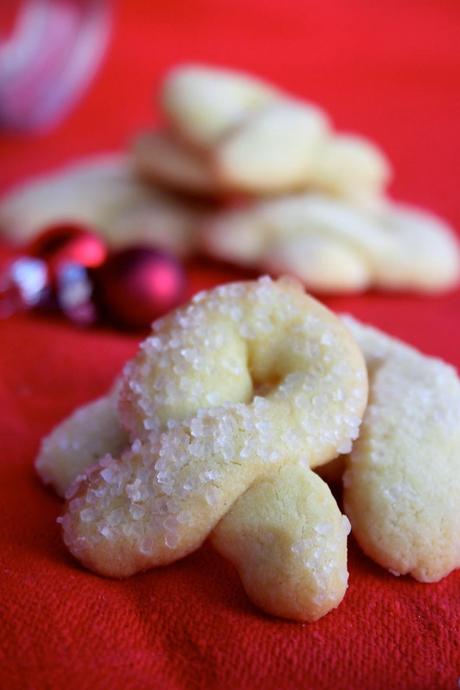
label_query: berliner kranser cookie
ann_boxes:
[134,64,390,201]
[37,277,368,621]
[342,317,460,582]
[35,285,460,615]
[200,194,460,293]
[44,437,350,621]
[0,155,206,256]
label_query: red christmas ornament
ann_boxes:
[25,222,107,324]
[96,247,186,329]
[27,223,107,279]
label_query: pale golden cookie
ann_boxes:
[369,202,460,292]
[60,277,367,583]
[201,194,460,293]
[0,155,203,256]
[155,64,390,200]
[214,101,330,194]
[38,395,352,621]
[342,316,460,582]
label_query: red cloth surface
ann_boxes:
[1,1,460,689]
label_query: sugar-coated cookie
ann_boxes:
[0,155,204,256]
[200,194,460,293]
[212,464,350,621]
[58,278,367,619]
[342,316,460,582]
[34,280,460,616]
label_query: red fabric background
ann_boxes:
[1,1,460,689]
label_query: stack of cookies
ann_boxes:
[1,63,459,294]
[133,64,460,293]
[136,64,389,202]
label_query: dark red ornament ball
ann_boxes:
[25,223,107,322]
[96,246,186,329]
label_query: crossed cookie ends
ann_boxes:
[37,277,367,621]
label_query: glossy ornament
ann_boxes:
[27,223,107,280]
[96,247,186,329]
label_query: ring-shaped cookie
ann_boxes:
[60,278,367,580]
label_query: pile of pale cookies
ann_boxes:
[3,66,460,622]
[2,64,459,293]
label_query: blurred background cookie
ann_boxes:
[200,194,460,293]
[0,155,208,257]
[135,64,391,201]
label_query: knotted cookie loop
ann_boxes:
[36,293,460,618]
[50,278,367,619]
